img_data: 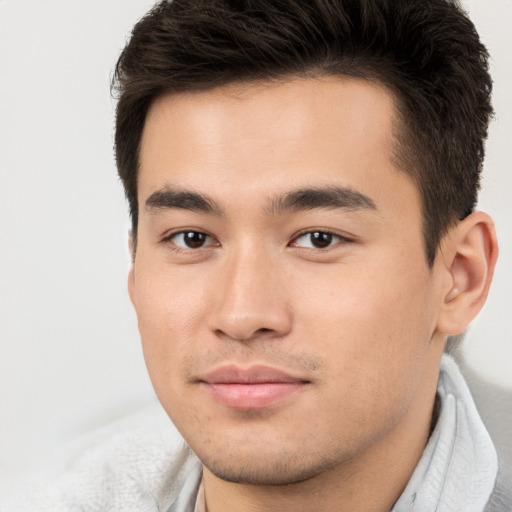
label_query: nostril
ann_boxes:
[214,326,279,343]
[256,328,273,335]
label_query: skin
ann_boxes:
[129,77,497,511]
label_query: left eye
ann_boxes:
[292,231,345,249]
[168,231,216,249]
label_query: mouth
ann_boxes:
[199,364,310,410]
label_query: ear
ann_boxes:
[436,211,498,335]
[127,231,136,308]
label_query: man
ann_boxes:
[11,0,509,510]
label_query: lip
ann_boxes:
[200,365,309,410]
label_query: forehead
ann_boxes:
[138,77,417,217]
[142,77,397,158]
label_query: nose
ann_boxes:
[208,247,292,342]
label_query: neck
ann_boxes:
[202,339,444,512]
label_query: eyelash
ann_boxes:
[161,229,353,252]
[290,229,354,250]
[161,230,218,251]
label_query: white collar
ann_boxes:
[392,354,498,512]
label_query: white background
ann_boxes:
[1,0,511,489]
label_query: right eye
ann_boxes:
[166,231,217,250]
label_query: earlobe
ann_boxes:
[437,212,498,335]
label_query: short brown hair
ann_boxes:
[113,0,493,266]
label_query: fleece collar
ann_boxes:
[391,354,498,512]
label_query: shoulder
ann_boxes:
[2,402,200,512]
[453,352,512,511]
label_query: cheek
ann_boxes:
[294,257,432,341]
[292,258,435,402]
[132,264,211,388]
[135,257,210,328]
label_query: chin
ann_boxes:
[200,449,344,486]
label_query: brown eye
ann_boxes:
[292,231,347,249]
[309,232,333,248]
[170,231,215,249]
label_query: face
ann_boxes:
[130,78,446,485]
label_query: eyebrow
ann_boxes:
[144,185,377,217]
[145,187,223,216]
[267,186,377,215]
